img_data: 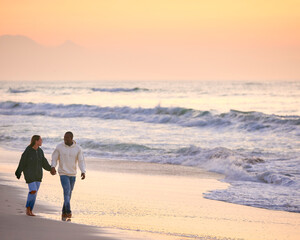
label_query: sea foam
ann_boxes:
[0,101,299,134]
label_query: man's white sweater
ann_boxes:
[51,141,86,176]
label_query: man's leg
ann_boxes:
[60,175,71,216]
[67,176,76,217]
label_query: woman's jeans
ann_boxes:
[60,175,76,214]
[26,181,41,210]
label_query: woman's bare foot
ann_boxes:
[26,207,35,216]
[30,210,36,216]
[26,207,32,216]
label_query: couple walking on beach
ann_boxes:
[15,131,86,221]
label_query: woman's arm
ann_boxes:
[15,149,28,179]
[41,150,52,171]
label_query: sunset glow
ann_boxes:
[0,0,299,81]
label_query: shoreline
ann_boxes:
[1,147,300,240]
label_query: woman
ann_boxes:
[15,135,53,216]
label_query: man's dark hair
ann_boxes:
[65,131,73,139]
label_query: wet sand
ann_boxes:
[1,148,300,240]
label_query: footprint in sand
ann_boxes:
[17,208,23,213]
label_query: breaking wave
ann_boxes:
[91,87,149,92]
[8,88,33,93]
[0,101,299,133]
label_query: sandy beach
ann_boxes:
[0,183,117,240]
[1,148,300,240]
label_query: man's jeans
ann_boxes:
[26,181,41,210]
[60,175,76,214]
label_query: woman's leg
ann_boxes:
[25,182,41,216]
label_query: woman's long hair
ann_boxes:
[29,135,40,147]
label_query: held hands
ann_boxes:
[81,173,86,180]
[50,167,57,175]
[50,167,84,179]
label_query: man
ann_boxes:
[51,131,86,221]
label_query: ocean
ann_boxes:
[0,80,299,213]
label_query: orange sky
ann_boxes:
[0,0,300,81]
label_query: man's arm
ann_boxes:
[51,147,59,175]
[77,147,86,180]
[81,172,85,180]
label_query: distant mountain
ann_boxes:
[0,35,93,81]
[0,35,39,48]
[0,35,82,51]
[57,40,82,49]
